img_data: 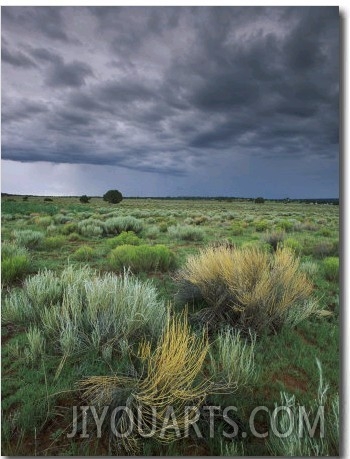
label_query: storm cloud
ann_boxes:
[1,6,339,197]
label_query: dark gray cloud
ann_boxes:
[28,47,94,87]
[45,60,94,88]
[1,6,339,197]
[2,7,70,42]
[2,98,48,123]
[2,42,36,68]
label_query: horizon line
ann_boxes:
[1,192,340,201]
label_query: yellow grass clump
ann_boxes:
[79,310,211,453]
[178,245,316,334]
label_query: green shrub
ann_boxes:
[300,259,319,277]
[313,241,335,259]
[34,216,52,227]
[104,216,143,235]
[79,211,93,219]
[79,195,91,203]
[255,197,265,204]
[46,224,58,235]
[276,219,293,232]
[2,267,165,356]
[2,213,16,221]
[300,220,318,232]
[13,230,44,248]
[158,222,168,233]
[42,236,66,249]
[318,228,333,237]
[191,216,208,225]
[103,189,123,204]
[73,245,95,261]
[168,225,205,241]
[107,231,141,248]
[24,269,63,311]
[53,214,71,224]
[209,328,256,389]
[109,244,176,272]
[25,326,46,363]
[77,219,104,237]
[231,223,244,236]
[1,243,30,285]
[226,211,238,221]
[241,240,261,250]
[284,237,302,253]
[255,220,269,232]
[144,226,160,240]
[60,222,78,235]
[244,215,255,224]
[323,257,339,281]
[67,232,81,241]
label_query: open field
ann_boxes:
[1,196,340,456]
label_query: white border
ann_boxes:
[0,2,347,457]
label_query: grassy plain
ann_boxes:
[1,196,340,456]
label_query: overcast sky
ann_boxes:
[1,6,339,198]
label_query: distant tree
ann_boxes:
[255,197,265,204]
[103,189,123,204]
[79,195,91,203]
